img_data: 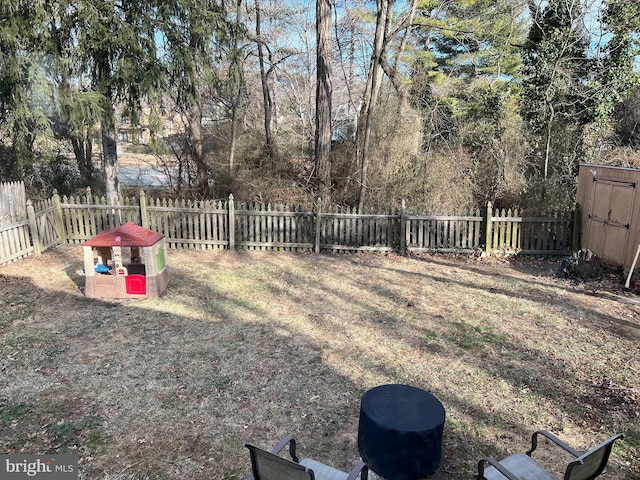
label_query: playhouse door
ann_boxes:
[587,179,634,267]
[126,274,147,295]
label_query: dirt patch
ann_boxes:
[1,246,638,479]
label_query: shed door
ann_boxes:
[587,179,634,266]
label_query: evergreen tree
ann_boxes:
[424,0,527,86]
[408,0,528,149]
[594,0,640,124]
[1,1,164,199]
[74,1,163,204]
[0,3,51,181]
[521,0,593,210]
[521,0,640,209]
[157,0,228,198]
[46,2,103,189]
[522,0,592,133]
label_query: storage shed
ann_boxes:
[576,164,640,272]
[82,222,169,299]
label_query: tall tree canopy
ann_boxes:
[0,0,639,213]
[157,0,228,198]
[75,0,163,204]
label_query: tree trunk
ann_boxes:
[228,0,245,177]
[538,103,555,211]
[186,27,210,199]
[255,0,275,159]
[96,51,121,206]
[191,101,209,198]
[315,0,333,205]
[229,101,239,175]
[71,133,93,187]
[357,0,392,211]
[60,75,95,188]
[101,101,120,206]
[383,0,416,113]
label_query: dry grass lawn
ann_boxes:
[1,246,639,479]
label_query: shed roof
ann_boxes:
[82,222,164,247]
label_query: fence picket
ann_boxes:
[290,204,297,248]
[208,201,214,248]
[187,200,197,250]
[537,220,544,251]
[64,196,74,242]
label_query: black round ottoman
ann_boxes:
[358,384,446,479]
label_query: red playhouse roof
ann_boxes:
[82,222,165,247]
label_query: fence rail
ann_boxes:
[0,188,576,265]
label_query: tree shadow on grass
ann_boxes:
[1,248,637,479]
[250,253,638,477]
[369,256,640,343]
[236,254,637,475]
[1,272,360,478]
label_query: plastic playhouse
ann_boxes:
[82,222,169,299]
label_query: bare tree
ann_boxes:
[315,0,333,205]
[228,0,246,175]
[255,0,276,159]
[357,0,394,211]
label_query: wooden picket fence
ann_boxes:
[0,218,32,264]
[0,188,576,265]
[234,202,314,251]
[0,181,30,264]
[406,209,483,253]
[486,203,576,255]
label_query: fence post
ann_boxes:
[85,187,94,238]
[485,201,492,257]
[400,199,406,255]
[139,189,149,229]
[52,189,67,245]
[572,204,581,252]
[315,199,322,254]
[228,194,235,250]
[26,199,41,256]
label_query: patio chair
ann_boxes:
[245,435,368,480]
[477,430,624,480]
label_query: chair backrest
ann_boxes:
[246,443,315,480]
[564,434,624,480]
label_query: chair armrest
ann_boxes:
[270,435,299,462]
[527,430,581,458]
[477,457,521,480]
[346,461,368,480]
